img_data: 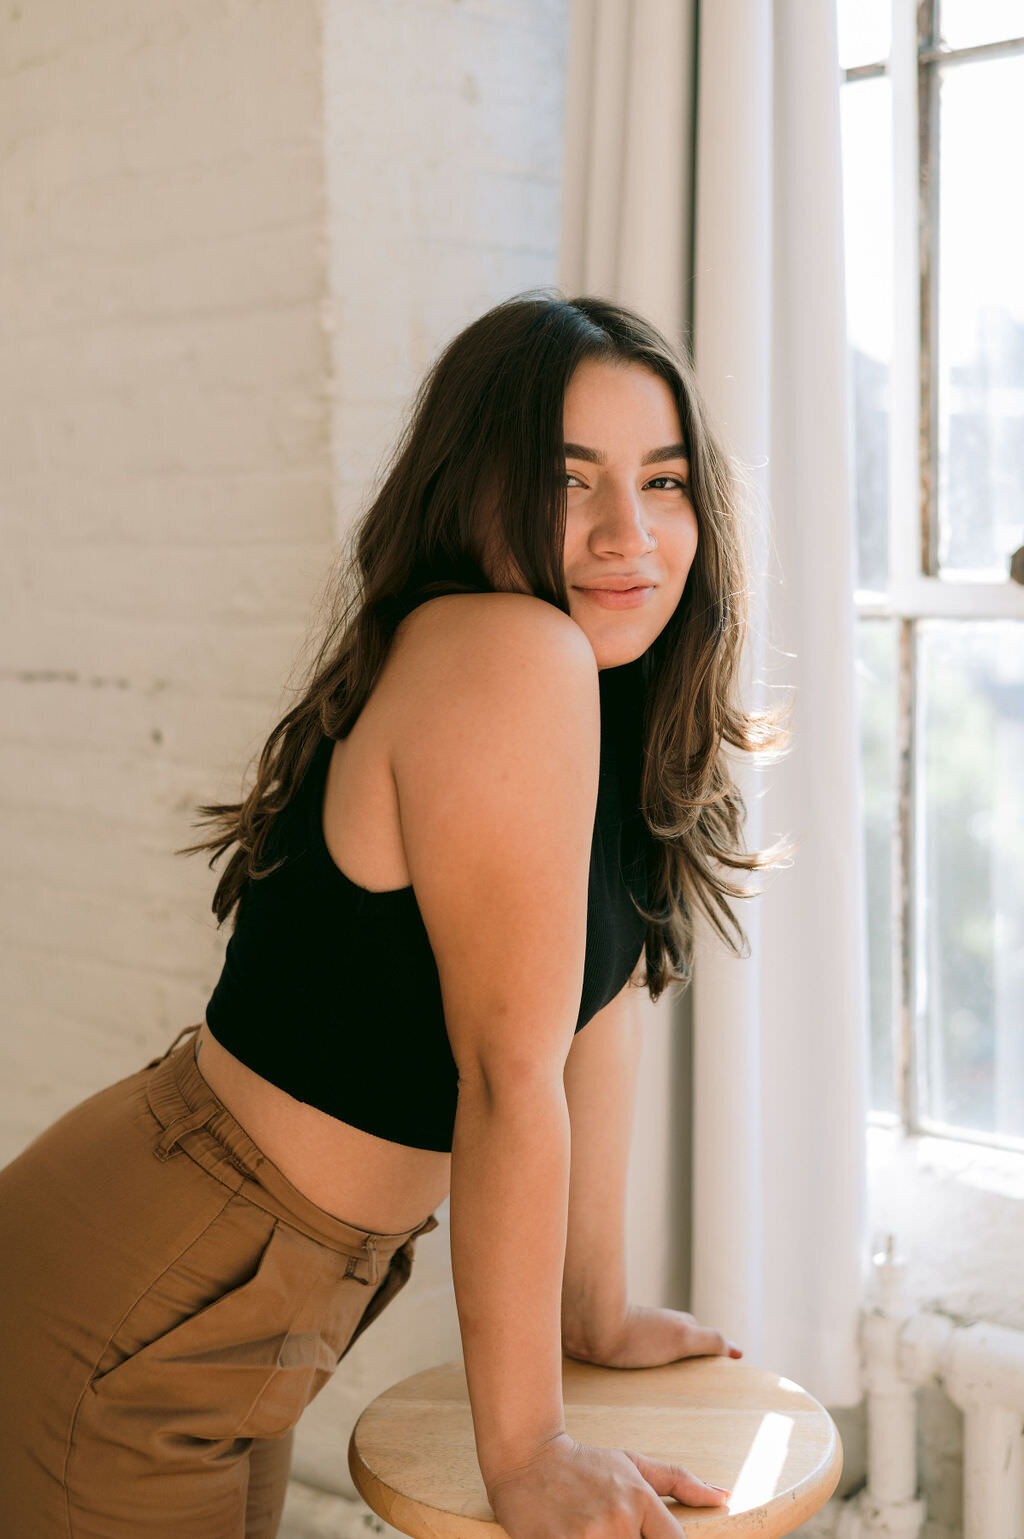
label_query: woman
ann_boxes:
[0,291,791,1538]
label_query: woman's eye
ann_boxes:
[562,473,690,491]
[647,476,689,491]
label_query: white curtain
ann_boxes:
[561,0,869,1409]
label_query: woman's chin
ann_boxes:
[569,610,658,670]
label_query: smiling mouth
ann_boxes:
[573,584,656,608]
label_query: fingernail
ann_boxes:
[708,1484,732,1495]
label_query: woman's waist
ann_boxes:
[194,1020,450,1234]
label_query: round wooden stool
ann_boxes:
[349,1356,843,1538]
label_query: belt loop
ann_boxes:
[154,1104,217,1161]
[342,1255,366,1284]
[364,1234,380,1287]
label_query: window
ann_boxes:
[838,0,1024,1149]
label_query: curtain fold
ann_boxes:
[562,0,870,1408]
[691,0,868,1409]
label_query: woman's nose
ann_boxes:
[591,492,657,556]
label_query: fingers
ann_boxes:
[700,1323,742,1358]
[689,1322,743,1359]
[623,1449,731,1510]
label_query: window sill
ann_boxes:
[868,1121,1024,1201]
[866,1123,1024,1331]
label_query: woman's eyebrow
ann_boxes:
[563,441,689,467]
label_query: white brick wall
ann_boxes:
[322,0,571,527]
[0,0,334,1153]
[1,0,571,1517]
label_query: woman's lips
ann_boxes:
[574,585,655,610]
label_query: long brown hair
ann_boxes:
[178,290,794,1002]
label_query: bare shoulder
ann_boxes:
[390,590,592,677]
[384,591,598,742]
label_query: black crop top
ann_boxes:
[204,656,649,1151]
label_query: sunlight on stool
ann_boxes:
[348,1356,843,1539]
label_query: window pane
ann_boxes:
[840,76,893,589]
[940,0,1024,50]
[936,55,1024,581]
[837,0,890,70]
[855,618,899,1115]
[917,621,1024,1140]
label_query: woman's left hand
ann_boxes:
[569,1304,744,1370]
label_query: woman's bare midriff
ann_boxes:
[193,1020,450,1235]
[193,619,451,1237]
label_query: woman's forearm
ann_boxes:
[560,988,643,1360]
[449,1072,572,1490]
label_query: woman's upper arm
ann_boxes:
[388,594,600,1088]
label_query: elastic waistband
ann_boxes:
[144,1024,439,1286]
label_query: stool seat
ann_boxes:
[349,1356,843,1538]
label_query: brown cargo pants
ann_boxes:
[0,1022,439,1538]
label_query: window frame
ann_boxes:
[845,0,1024,1153]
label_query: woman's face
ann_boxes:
[561,358,698,669]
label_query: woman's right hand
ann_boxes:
[485,1432,731,1539]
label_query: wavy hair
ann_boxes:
[178,289,794,1002]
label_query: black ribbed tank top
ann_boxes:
[204,656,649,1152]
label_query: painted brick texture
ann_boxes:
[1,1,334,1150]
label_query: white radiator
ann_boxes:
[829,1236,1024,1539]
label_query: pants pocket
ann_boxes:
[65,1211,364,1536]
[76,1210,357,1462]
[69,1201,431,1530]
